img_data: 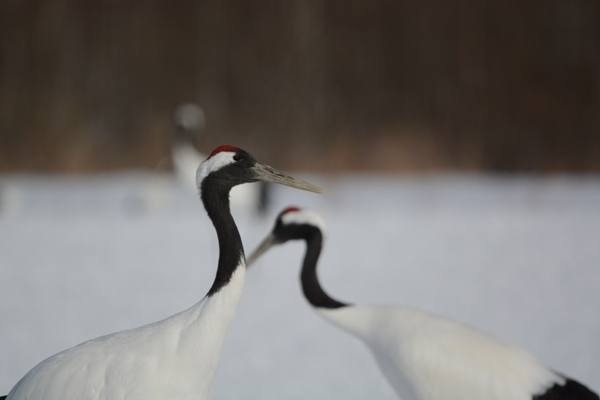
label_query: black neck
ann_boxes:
[300,228,348,309]
[201,176,245,297]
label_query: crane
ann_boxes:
[247,206,598,400]
[3,148,323,400]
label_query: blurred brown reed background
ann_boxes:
[1,0,599,173]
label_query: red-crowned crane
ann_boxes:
[173,104,271,215]
[2,148,323,400]
[247,207,598,400]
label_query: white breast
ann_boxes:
[318,305,562,400]
[8,265,246,400]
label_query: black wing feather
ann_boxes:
[534,378,599,400]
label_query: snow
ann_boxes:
[1,172,599,399]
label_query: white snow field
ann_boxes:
[1,172,599,399]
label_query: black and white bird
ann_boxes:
[173,104,271,215]
[2,148,323,400]
[247,207,598,400]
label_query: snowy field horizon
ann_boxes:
[1,172,599,399]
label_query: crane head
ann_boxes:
[246,207,326,267]
[174,103,206,141]
[196,145,325,198]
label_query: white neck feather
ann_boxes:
[282,210,327,236]
[195,152,237,193]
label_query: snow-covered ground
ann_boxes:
[1,172,599,399]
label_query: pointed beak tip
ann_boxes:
[296,183,325,195]
[304,182,326,195]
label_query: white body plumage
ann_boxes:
[320,305,561,400]
[7,266,245,400]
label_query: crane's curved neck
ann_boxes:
[300,228,348,309]
[201,176,244,297]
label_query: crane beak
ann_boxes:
[246,234,277,268]
[252,162,324,194]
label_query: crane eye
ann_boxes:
[233,154,242,162]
